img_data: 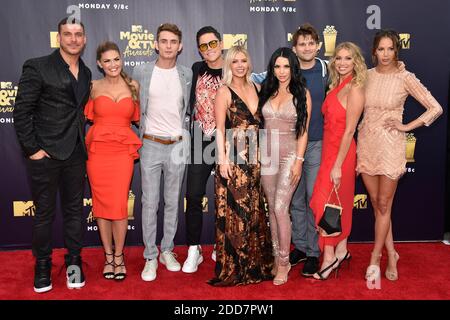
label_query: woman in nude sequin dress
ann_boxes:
[357,30,443,282]
[259,48,311,285]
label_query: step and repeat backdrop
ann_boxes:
[0,0,448,249]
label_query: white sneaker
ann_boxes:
[443,232,450,245]
[182,245,204,273]
[141,259,158,281]
[159,251,181,272]
[211,244,216,262]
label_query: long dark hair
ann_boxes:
[258,47,308,138]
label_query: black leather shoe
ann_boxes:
[65,254,85,289]
[34,258,52,293]
[301,256,319,277]
[289,248,307,266]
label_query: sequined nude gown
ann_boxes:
[208,86,273,287]
[260,99,300,267]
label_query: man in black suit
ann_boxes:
[13,18,91,293]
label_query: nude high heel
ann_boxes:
[365,252,382,282]
[273,252,290,285]
[385,251,400,281]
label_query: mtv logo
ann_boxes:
[50,31,59,48]
[399,33,411,49]
[354,194,368,209]
[1,82,12,89]
[131,25,143,32]
[223,34,248,49]
[13,201,35,216]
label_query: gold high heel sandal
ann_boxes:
[273,252,290,285]
[385,251,400,281]
[273,263,291,285]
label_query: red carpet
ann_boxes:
[1,243,449,300]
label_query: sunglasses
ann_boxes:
[198,40,219,52]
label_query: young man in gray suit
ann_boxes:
[132,23,192,282]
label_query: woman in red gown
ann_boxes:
[85,41,142,280]
[310,42,366,280]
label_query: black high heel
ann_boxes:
[313,258,339,280]
[337,251,352,270]
[114,253,126,281]
[103,252,115,280]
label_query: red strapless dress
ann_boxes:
[84,96,142,220]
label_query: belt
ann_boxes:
[143,134,182,145]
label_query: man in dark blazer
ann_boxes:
[13,18,91,293]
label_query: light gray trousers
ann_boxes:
[140,139,186,260]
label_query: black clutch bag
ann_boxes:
[318,186,342,237]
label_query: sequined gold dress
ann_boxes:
[357,64,443,179]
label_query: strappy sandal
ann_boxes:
[313,258,339,280]
[365,252,381,282]
[114,253,127,281]
[103,252,115,280]
[385,251,400,281]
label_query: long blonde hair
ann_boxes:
[222,45,253,86]
[96,41,138,101]
[328,42,367,91]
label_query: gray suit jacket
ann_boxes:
[133,60,193,162]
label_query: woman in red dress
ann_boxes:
[310,42,366,280]
[85,41,142,280]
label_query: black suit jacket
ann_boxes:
[14,50,91,160]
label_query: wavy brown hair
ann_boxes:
[96,41,138,101]
[372,29,401,65]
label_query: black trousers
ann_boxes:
[28,142,86,259]
[185,132,215,245]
